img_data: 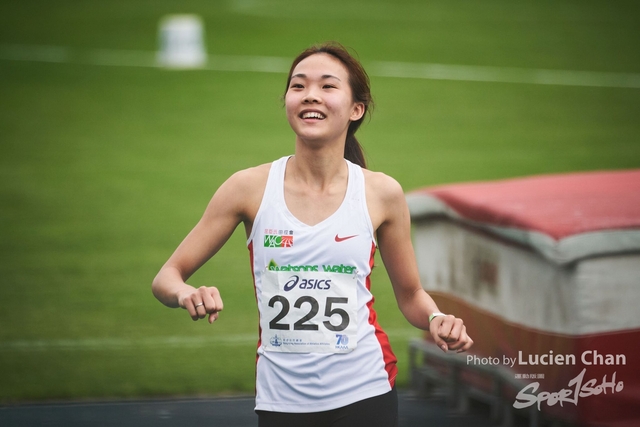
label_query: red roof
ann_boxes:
[412,169,640,240]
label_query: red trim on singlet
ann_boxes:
[248,241,262,366]
[365,242,398,387]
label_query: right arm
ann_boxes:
[151,165,268,323]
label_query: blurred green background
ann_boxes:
[1,0,639,402]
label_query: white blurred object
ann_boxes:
[157,15,207,69]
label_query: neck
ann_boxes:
[289,141,347,190]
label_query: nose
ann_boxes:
[302,88,320,104]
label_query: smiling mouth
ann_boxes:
[300,111,326,120]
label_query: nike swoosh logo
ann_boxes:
[335,234,358,242]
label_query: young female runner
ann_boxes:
[152,42,473,427]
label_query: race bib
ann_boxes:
[259,269,358,353]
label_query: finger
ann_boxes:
[208,288,224,323]
[446,326,473,353]
[457,333,474,353]
[194,299,207,319]
[201,291,218,314]
[436,315,456,341]
[208,287,224,313]
[208,312,219,324]
[183,299,199,321]
[194,287,216,319]
[442,318,464,343]
[460,339,474,352]
[196,286,223,311]
[454,339,473,353]
[446,325,469,351]
[196,287,223,324]
[429,317,449,353]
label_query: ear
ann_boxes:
[350,102,365,122]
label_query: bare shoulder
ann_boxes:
[363,169,405,203]
[362,169,407,229]
[207,162,272,222]
[225,163,271,191]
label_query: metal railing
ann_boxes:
[409,338,545,427]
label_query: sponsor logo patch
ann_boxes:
[264,228,294,248]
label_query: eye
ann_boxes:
[323,84,336,89]
[290,83,304,89]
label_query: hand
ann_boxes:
[177,286,224,323]
[429,314,473,353]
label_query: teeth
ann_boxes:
[302,112,325,119]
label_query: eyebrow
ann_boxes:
[291,73,341,81]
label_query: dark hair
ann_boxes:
[285,42,373,168]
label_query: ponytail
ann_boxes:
[345,133,367,169]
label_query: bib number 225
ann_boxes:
[268,295,350,332]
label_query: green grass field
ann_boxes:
[1,0,639,402]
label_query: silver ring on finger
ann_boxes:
[195,302,204,308]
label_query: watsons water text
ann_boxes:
[268,263,357,274]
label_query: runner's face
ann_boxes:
[285,53,364,144]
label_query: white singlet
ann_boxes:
[248,156,398,413]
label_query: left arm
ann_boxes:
[366,171,473,353]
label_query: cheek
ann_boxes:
[284,93,299,117]
[330,98,354,120]
[284,95,303,129]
